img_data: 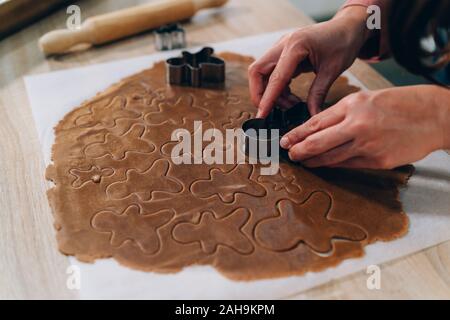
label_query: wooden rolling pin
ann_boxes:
[39,0,228,55]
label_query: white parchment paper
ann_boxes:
[24,30,450,299]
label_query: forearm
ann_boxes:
[333,5,372,43]
[434,86,450,150]
[339,0,392,61]
[444,109,450,150]
[403,85,450,152]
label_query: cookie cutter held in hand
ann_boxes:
[242,118,279,161]
[166,47,225,88]
[283,101,311,132]
[242,102,311,159]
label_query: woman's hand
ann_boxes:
[280,85,450,169]
[248,6,371,118]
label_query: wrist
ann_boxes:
[442,96,450,150]
[334,6,373,43]
[431,86,450,150]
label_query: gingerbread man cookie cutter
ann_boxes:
[154,24,186,51]
[242,102,311,160]
[166,47,225,88]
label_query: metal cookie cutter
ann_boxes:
[242,102,311,160]
[166,47,225,88]
[242,118,279,161]
[154,24,186,51]
[283,101,311,133]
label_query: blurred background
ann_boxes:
[0,0,430,86]
[290,0,431,86]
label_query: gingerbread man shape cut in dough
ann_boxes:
[172,208,253,255]
[106,159,183,201]
[84,124,155,160]
[75,96,140,128]
[92,205,174,254]
[222,111,252,130]
[69,166,114,188]
[255,192,367,253]
[257,165,301,194]
[190,165,266,203]
[144,95,210,126]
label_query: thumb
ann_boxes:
[307,71,338,115]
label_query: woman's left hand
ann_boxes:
[280,85,450,169]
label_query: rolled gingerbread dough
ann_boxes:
[46,52,413,280]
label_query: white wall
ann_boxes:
[289,0,345,19]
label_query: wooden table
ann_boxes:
[0,0,449,300]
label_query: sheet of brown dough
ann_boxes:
[46,52,414,281]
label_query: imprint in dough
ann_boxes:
[69,166,114,188]
[190,165,267,203]
[145,95,210,126]
[92,205,174,254]
[75,96,141,128]
[257,164,301,194]
[172,208,253,255]
[106,159,183,201]
[84,124,155,160]
[255,192,367,253]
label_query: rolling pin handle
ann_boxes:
[193,0,229,10]
[39,27,93,56]
[38,0,229,55]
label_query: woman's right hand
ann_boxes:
[248,6,372,118]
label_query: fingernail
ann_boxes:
[256,110,263,118]
[288,150,295,161]
[280,136,290,149]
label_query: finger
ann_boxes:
[329,156,379,169]
[248,63,274,108]
[302,140,357,168]
[280,104,345,149]
[248,44,284,107]
[288,122,352,162]
[258,48,309,118]
[307,70,339,116]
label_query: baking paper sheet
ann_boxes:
[24,30,450,299]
